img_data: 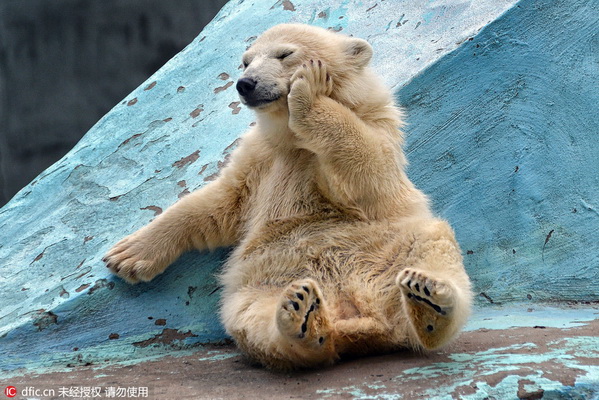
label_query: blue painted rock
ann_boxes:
[1,0,597,374]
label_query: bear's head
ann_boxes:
[236,24,374,113]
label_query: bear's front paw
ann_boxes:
[103,231,169,284]
[276,279,331,349]
[288,60,333,120]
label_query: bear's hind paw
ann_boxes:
[397,268,465,349]
[276,279,329,349]
[397,268,454,315]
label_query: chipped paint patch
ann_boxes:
[140,205,163,216]
[228,101,241,114]
[132,328,198,348]
[214,81,233,93]
[197,350,239,362]
[172,150,200,168]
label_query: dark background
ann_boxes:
[0,0,229,207]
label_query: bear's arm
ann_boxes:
[293,97,417,220]
[105,137,259,283]
[154,160,251,251]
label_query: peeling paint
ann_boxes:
[132,328,199,348]
[228,101,241,114]
[31,310,58,331]
[144,81,157,91]
[270,0,296,11]
[189,105,204,118]
[214,81,233,93]
[172,150,200,168]
[1,2,597,398]
[75,284,90,293]
[87,279,115,295]
[140,205,163,216]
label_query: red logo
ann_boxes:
[4,386,17,398]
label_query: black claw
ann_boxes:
[427,325,434,332]
[301,322,307,333]
[318,60,322,67]
[406,280,412,288]
[296,293,304,301]
[319,337,324,344]
[290,301,300,311]
[407,293,413,299]
[315,298,320,305]
[414,283,420,292]
[302,286,310,294]
[309,304,315,312]
[424,286,431,296]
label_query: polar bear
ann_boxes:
[104,24,472,370]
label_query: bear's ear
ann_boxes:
[343,37,373,69]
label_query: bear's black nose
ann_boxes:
[236,78,257,97]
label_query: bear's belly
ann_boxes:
[227,217,404,287]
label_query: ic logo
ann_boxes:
[4,386,17,398]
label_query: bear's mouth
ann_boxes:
[242,95,282,109]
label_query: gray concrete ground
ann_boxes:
[7,317,598,400]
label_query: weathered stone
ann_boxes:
[1,0,597,384]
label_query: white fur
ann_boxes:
[105,24,473,370]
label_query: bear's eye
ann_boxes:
[242,56,253,69]
[276,50,294,60]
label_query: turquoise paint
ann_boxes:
[421,11,435,24]
[2,249,229,373]
[401,333,599,399]
[399,0,599,304]
[317,385,401,400]
[466,304,599,331]
[1,4,597,400]
[311,307,599,399]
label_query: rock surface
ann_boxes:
[1,2,597,395]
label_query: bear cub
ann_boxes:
[105,24,473,370]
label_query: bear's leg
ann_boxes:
[221,279,337,370]
[391,219,472,350]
